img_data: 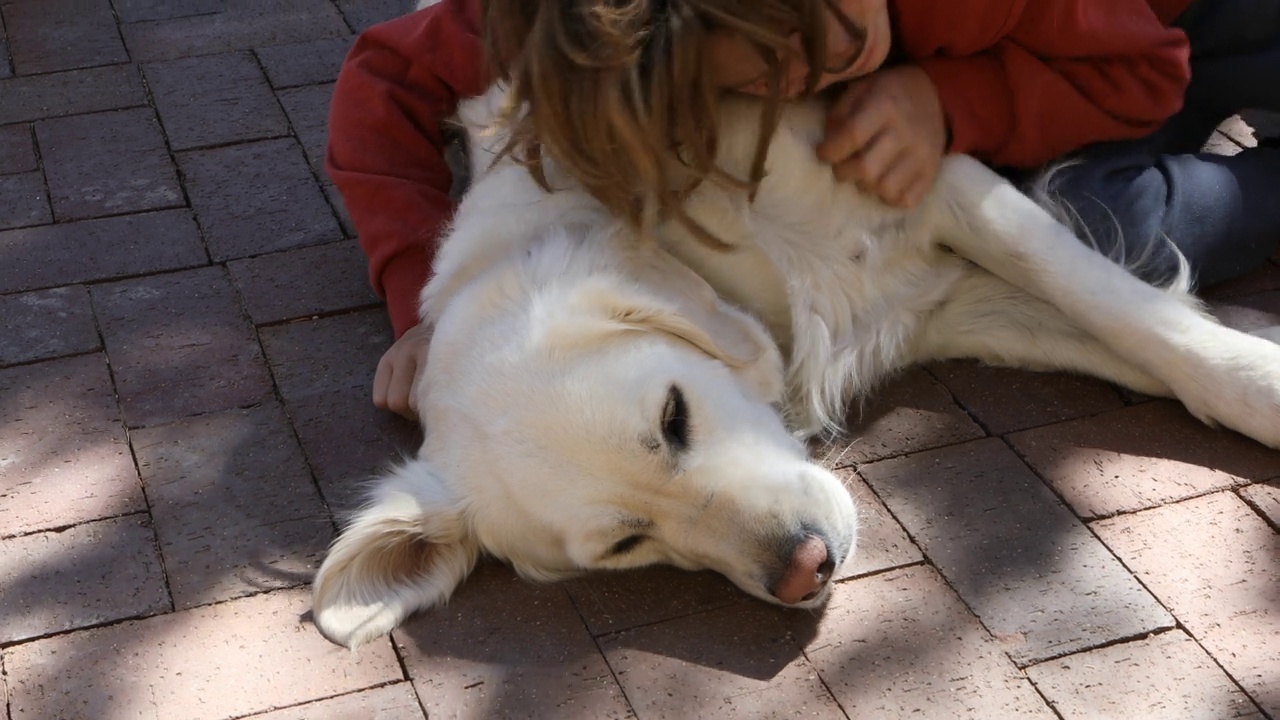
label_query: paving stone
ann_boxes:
[0,286,99,367]
[796,565,1055,718]
[3,0,128,75]
[1027,630,1264,720]
[0,353,142,537]
[600,602,841,719]
[91,266,274,428]
[226,240,378,325]
[255,36,353,88]
[1203,130,1244,156]
[1204,261,1280,300]
[860,438,1174,666]
[145,51,290,151]
[178,137,340,261]
[120,0,351,63]
[567,567,745,638]
[1093,493,1280,715]
[5,588,402,720]
[818,367,985,468]
[1240,480,1280,529]
[929,360,1125,435]
[1218,115,1259,148]
[0,123,36,173]
[112,0,224,23]
[259,310,420,511]
[133,403,333,609]
[0,14,10,79]
[334,0,420,33]
[0,514,169,644]
[835,468,922,580]
[243,683,425,720]
[394,560,632,719]
[1210,292,1280,338]
[1008,401,1280,520]
[0,209,205,294]
[36,107,183,221]
[276,82,332,174]
[0,171,50,229]
[0,64,146,125]
[323,178,355,237]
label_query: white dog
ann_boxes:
[311,87,1280,649]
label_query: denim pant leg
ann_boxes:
[1044,129,1280,288]
[1039,2,1280,289]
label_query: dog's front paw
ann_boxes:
[1172,332,1280,449]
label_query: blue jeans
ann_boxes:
[1039,0,1280,288]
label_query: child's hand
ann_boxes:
[817,64,947,209]
[373,323,433,421]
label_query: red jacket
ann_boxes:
[327,0,1194,337]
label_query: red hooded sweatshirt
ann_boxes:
[327,0,1194,337]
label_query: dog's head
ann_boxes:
[312,235,858,648]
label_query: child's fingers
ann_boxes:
[818,84,887,164]
[832,127,896,189]
[385,357,418,420]
[372,352,394,410]
[876,156,921,207]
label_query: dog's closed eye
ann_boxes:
[609,534,647,556]
[661,385,691,450]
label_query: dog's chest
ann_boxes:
[670,178,961,368]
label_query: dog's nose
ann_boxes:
[771,535,835,604]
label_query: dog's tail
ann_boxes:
[1027,161,1193,296]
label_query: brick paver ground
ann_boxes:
[1,3,1278,719]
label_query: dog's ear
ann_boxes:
[311,458,479,649]
[570,246,786,403]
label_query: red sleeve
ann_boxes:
[894,0,1191,168]
[326,0,489,338]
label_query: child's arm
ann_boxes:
[325,0,488,418]
[326,0,488,339]
[904,0,1192,168]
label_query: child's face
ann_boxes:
[706,0,892,97]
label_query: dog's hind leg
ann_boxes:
[929,155,1280,448]
[917,271,1171,395]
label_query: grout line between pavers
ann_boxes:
[923,363,996,437]
[0,509,149,544]
[0,346,102,374]
[1069,489,1278,717]
[217,680,415,720]
[104,0,133,68]
[825,432,984,471]
[1,57,137,81]
[330,0,361,36]
[0,585,310,652]
[131,57,215,268]
[1017,625,1183,671]
[833,559,926,587]
[1236,485,1280,534]
[91,284,179,620]
[1023,670,1069,720]
[255,43,351,242]
[1071,480,1260,524]
[168,132,296,155]
[249,301,388,331]
[841,459,1165,675]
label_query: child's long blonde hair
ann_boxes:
[482,0,863,245]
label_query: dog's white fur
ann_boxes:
[312,85,1280,649]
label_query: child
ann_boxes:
[327,0,1280,419]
